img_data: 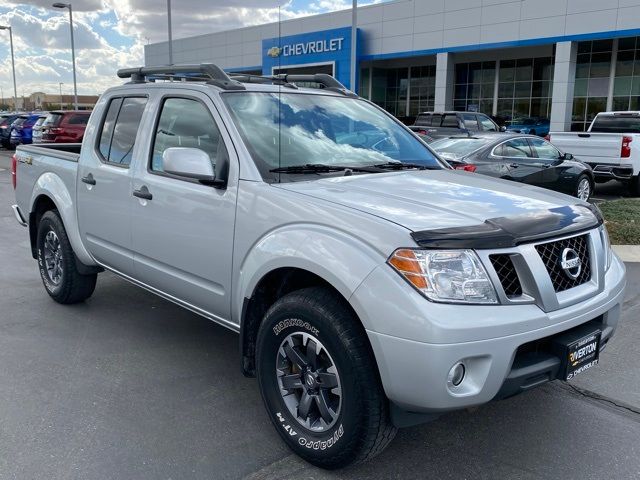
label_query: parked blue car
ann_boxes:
[9,113,43,147]
[0,113,21,149]
[505,116,550,137]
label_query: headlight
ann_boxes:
[599,224,612,271]
[388,249,498,304]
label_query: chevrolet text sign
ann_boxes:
[280,37,345,57]
[262,27,360,90]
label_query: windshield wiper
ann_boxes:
[370,162,437,170]
[270,163,383,174]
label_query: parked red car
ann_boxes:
[41,111,91,143]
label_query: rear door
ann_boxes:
[77,95,148,274]
[130,92,238,321]
[527,137,565,190]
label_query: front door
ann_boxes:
[77,96,148,274]
[131,94,238,321]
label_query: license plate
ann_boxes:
[560,330,601,381]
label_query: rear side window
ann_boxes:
[441,114,459,127]
[43,113,63,127]
[590,115,640,133]
[150,97,226,173]
[97,97,147,166]
[494,138,533,158]
[415,114,432,126]
[67,114,89,125]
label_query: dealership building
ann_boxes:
[145,0,640,131]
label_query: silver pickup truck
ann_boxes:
[11,65,626,469]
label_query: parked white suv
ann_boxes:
[11,65,626,469]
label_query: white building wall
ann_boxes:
[146,0,640,68]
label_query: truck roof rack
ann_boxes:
[272,73,357,97]
[117,64,245,90]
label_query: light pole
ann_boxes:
[59,82,64,110]
[167,0,173,65]
[52,3,78,110]
[350,0,357,92]
[0,25,18,111]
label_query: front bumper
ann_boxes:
[352,253,626,413]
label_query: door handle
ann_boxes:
[133,185,153,201]
[81,173,96,185]
[509,163,519,168]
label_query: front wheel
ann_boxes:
[36,210,97,304]
[256,287,396,469]
[575,174,592,201]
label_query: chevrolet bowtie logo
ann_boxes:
[267,46,282,58]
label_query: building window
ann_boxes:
[497,57,553,125]
[359,67,371,99]
[572,40,613,131]
[371,67,409,119]
[454,61,495,115]
[612,36,640,113]
[409,65,435,116]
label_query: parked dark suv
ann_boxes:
[409,111,504,141]
[41,111,91,143]
[0,114,21,149]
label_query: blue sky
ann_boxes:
[0,1,388,99]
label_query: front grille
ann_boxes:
[490,254,522,297]
[535,234,591,293]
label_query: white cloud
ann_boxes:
[0,0,387,100]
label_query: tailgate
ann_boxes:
[550,132,622,160]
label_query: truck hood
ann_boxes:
[276,170,590,233]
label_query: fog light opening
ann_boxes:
[448,362,466,387]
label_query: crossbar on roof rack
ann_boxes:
[116,64,245,90]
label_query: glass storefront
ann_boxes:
[572,40,613,131]
[612,36,640,112]
[454,61,495,115]
[365,64,435,122]
[497,57,553,123]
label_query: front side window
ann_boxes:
[494,138,532,158]
[151,97,226,173]
[529,137,561,159]
[222,92,442,181]
[478,115,498,131]
[462,113,479,130]
[97,97,147,166]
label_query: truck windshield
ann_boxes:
[590,114,640,133]
[222,92,442,181]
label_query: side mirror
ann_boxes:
[162,147,226,188]
[562,152,574,160]
[499,126,507,132]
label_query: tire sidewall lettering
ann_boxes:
[272,318,319,337]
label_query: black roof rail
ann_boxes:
[272,73,357,97]
[228,74,298,89]
[116,64,245,90]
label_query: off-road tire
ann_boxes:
[36,210,97,304]
[256,287,396,469]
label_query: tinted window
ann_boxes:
[442,114,459,127]
[12,117,27,127]
[462,113,479,130]
[34,117,46,127]
[478,115,498,131]
[529,137,561,159]
[98,97,147,166]
[431,114,442,126]
[590,114,640,133]
[415,114,432,126]
[151,98,226,173]
[67,114,89,125]
[495,138,532,157]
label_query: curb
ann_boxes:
[612,245,640,263]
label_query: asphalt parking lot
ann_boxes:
[0,148,639,480]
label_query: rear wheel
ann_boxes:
[575,174,592,201]
[256,287,396,469]
[36,210,97,304]
[628,175,640,197]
